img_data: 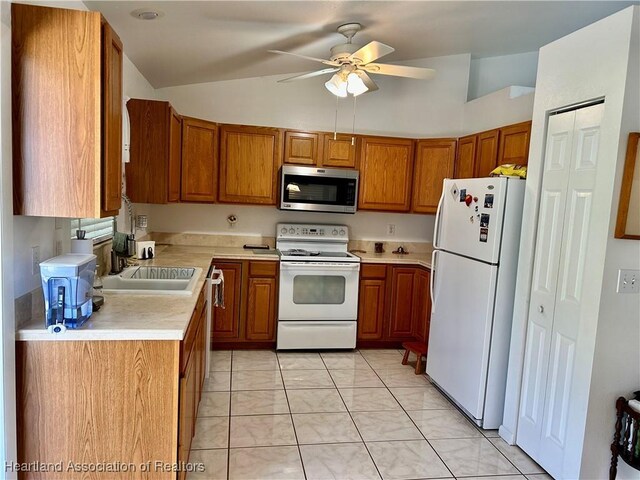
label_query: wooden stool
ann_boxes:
[401,341,427,375]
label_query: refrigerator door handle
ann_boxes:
[430,249,438,311]
[433,180,446,249]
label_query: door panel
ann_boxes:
[412,139,457,214]
[246,277,277,341]
[357,279,386,340]
[181,117,218,202]
[455,135,477,179]
[211,263,242,340]
[168,108,182,202]
[388,267,416,339]
[517,109,575,458]
[284,131,320,165]
[497,121,532,167]
[474,129,499,177]
[427,250,498,420]
[322,133,357,168]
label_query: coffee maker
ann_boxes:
[40,254,96,332]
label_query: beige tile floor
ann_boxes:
[189,348,551,480]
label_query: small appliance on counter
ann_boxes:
[40,254,96,332]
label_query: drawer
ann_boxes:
[249,261,278,277]
[360,264,387,279]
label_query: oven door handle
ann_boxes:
[280,262,360,271]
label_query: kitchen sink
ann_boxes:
[102,266,203,295]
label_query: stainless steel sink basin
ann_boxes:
[102,266,203,295]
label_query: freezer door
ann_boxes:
[427,250,498,422]
[434,177,507,264]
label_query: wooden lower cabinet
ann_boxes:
[211,259,278,347]
[357,263,431,348]
[16,286,207,479]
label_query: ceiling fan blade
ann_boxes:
[278,68,339,83]
[268,50,340,67]
[349,41,395,65]
[363,63,436,80]
[358,71,379,93]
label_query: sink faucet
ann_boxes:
[122,193,136,256]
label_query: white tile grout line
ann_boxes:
[205,349,541,479]
[277,352,309,480]
[320,350,386,480]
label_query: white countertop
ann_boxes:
[16,245,278,342]
[16,243,434,342]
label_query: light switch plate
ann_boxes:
[617,269,640,294]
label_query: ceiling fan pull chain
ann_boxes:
[351,94,357,145]
[334,95,339,140]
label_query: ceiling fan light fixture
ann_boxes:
[325,74,348,97]
[346,72,368,96]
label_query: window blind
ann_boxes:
[71,217,115,244]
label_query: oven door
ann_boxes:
[278,262,360,321]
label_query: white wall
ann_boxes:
[582,7,640,479]
[146,54,472,243]
[499,6,639,479]
[462,86,535,135]
[148,203,434,243]
[158,54,470,138]
[468,52,539,101]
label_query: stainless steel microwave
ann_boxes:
[280,165,359,214]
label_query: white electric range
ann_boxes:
[276,223,361,350]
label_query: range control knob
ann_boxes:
[280,227,287,234]
[289,228,295,234]
[332,229,338,235]
[339,229,346,235]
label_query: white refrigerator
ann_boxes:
[427,176,525,429]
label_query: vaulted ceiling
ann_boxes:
[85,1,636,88]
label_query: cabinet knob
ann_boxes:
[538,305,544,314]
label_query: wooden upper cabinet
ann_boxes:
[12,4,122,218]
[322,133,358,168]
[474,129,500,178]
[412,139,457,214]
[497,121,532,166]
[284,131,320,166]
[168,108,183,202]
[358,136,415,212]
[101,21,123,216]
[126,99,181,204]
[218,125,283,205]
[455,135,477,179]
[181,117,218,203]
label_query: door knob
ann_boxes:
[538,305,544,313]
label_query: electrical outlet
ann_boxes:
[31,245,40,275]
[617,269,640,294]
[387,224,396,236]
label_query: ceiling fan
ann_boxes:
[269,23,435,97]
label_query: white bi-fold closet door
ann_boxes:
[517,102,604,479]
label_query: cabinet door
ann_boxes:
[474,129,500,178]
[211,263,242,341]
[246,277,277,341]
[412,139,456,214]
[168,107,182,202]
[219,125,283,204]
[357,279,386,340]
[101,21,123,216]
[322,133,357,168]
[284,131,320,166]
[181,117,218,203]
[455,135,477,179]
[411,269,431,344]
[388,267,416,339]
[498,121,532,167]
[358,137,415,212]
[177,355,195,479]
[125,99,171,204]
